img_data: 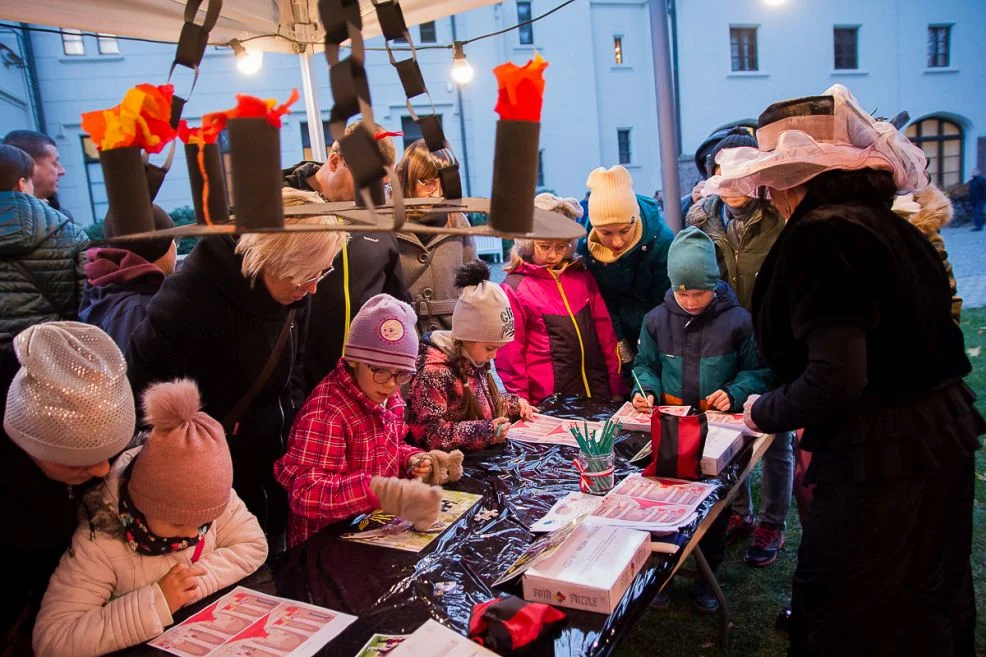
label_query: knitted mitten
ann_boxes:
[370,476,442,530]
[422,449,464,485]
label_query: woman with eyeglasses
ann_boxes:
[394,139,476,334]
[275,295,463,548]
[127,188,347,553]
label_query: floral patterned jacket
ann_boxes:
[407,331,522,451]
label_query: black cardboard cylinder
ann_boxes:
[354,179,386,208]
[99,146,154,236]
[489,120,539,234]
[227,117,283,230]
[185,143,229,225]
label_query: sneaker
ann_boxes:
[651,589,671,609]
[745,525,785,567]
[693,581,719,613]
[725,512,755,544]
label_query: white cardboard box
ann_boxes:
[701,425,747,476]
[522,523,651,615]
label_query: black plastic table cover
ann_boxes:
[122,395,753,657]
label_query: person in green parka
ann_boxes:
[685,132,795,567]
[577,165,674,369]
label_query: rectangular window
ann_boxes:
[729,26,758,72]
[614,35,624,65]
[617,129,632,165]
[61,29,85,56]
[517,2,534,45]
[401,115,443,152]
[537,149,545,187]
[928,25,951,68]
[419,21,437,43]
[300,120,332,162]
[97,34,120,55]
[833,27,858,70]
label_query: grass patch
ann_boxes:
[616,307,986,656]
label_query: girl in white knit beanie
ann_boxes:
[407,262,535,452]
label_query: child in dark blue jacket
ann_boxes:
[632,227,771,611]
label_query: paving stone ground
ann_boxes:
[943,225,986,309]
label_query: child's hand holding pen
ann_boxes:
[492,417,512,443]
[632,393,655,412]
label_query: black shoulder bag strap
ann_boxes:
[224,308,297,437]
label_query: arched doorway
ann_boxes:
[906,116,964,188]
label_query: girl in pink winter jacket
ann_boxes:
[495,194,625,404]
[33,380,268,657]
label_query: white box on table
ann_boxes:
[521,523,651,615]
[700,425,747,476]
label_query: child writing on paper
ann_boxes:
[33,380,268,657]
[275,295,462,548]
[630,227,771,612]
[631,227,771,415]
[408,261,535,452]
[495,193,625,404]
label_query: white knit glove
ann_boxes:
[370,476,442,530]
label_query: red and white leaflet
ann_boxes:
[706,411,760,437]
[506,414,605,448]
[584,475,716,533]
[149,587,356,657]
[610,403,691,433]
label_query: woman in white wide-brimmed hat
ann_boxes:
[714,84,985,655]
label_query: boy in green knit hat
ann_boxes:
[631,226,771,611]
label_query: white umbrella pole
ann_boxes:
[649,0,682,232]
[299,48,327,162]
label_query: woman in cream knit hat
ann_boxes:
[576,165,675,364]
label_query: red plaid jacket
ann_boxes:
[274,361,423,547]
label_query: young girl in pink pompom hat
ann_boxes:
[33,379,268,657]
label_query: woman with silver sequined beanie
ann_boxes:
[4,321,135,483]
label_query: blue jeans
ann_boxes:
[973,200,985,229]
[732,431,795,529]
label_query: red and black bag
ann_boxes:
[642,410,708,480]
[469,594,566,655]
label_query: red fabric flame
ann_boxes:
[493,53,548,122]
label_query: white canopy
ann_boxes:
[0,0,497,52]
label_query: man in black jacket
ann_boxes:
[283,120,409,394]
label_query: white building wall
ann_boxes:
[0,29,36,134]
[675,0,986,184]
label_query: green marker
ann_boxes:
[631,370,654,412]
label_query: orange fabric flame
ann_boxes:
[493,52,548,122]
[200,89,300,136]
[80,84,176,153]
[177,120,220,146]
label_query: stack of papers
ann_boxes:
[506,414,604,448]
[610,402,692,432]
[586,475,716,534]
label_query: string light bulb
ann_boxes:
[451,41,474,85]
[230,39,264,75]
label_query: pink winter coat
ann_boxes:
[496,259,625,404]
[33,448,268,657]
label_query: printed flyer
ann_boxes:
[341,490,482,552]
[148,587,356,657]
[611,402,691,433]
[354,634,408,657]
[507,414,605,448]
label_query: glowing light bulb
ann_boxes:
[237,48,263,75]
[451,42,474,86]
